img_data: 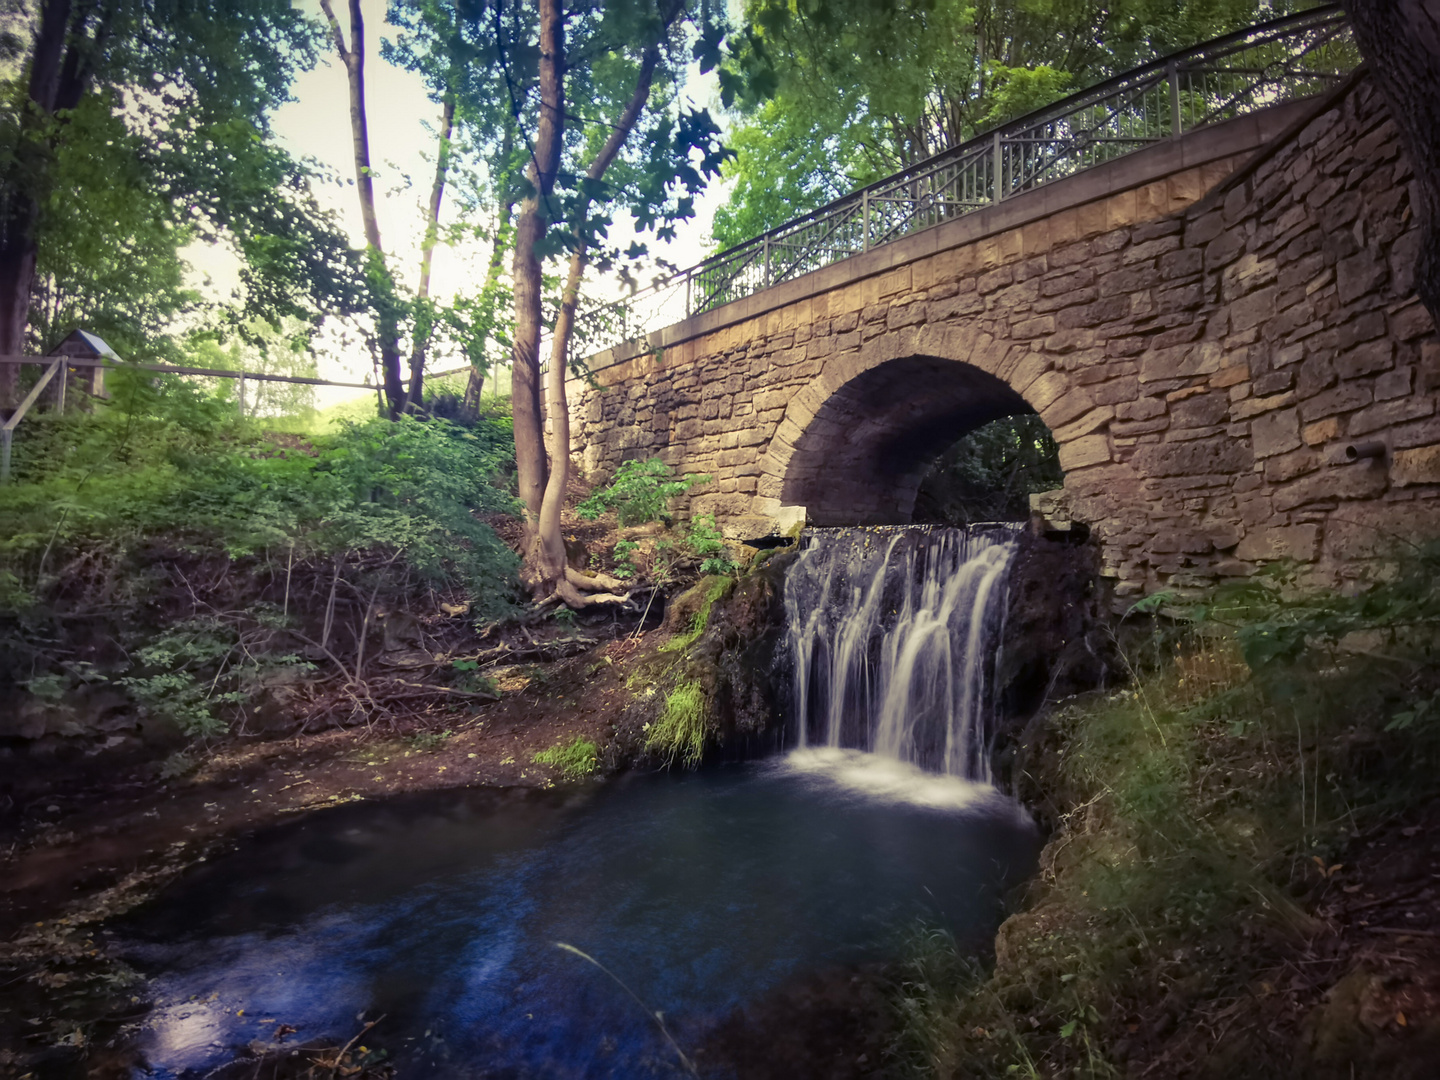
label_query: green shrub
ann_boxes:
[0,385,521,617]
[611,538,640,579]
[575,458,708,525]
[684,512,735,575]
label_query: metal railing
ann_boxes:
[574,4,1356,356]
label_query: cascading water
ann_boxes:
[783,524,1019,780]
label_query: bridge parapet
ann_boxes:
[574,5,1355,357]
[571,73,1440,596]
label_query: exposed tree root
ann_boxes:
[566,565,628,593]
[555,574,630,609]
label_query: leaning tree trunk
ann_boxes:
[406,94,456,413]
[1345,0,1440,325]
[529,39,665,603]
[319,0,407,418]
[463,174,515,417]
[510,0,565,545]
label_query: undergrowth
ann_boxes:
[646,680,707,768]
[533,735,598,779]
[891,547,1440,1079]
[0,369,521,740]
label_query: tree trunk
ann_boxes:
[510,0,565,545]
[529,41,664,603]
[319,0,406,419]
[464,127,517,418]
[1345,0,1440,324]
[0,0,73,405]
[406,94,456,413]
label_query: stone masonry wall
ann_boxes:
[570,78,1440,594]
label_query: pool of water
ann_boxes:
[120,750,1039,1078]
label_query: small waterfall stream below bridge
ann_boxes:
[784,524,1020,780]
[115,527,1036,1079]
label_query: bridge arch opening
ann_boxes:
[777,355,1060,527]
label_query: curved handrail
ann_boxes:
[575,4,1355,356]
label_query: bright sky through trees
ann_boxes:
[182,0,726,411]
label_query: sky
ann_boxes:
[190,0,730,410]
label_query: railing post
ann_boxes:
[1168,60,1182,138]
[862,189,871,252]
[992,130,1003,202]
[237,374,245,419]
[763,234,771,287]
[685,273,692,318]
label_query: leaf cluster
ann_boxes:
[1180,543,1440,675]
[575,456,708,526]
[3,0,362,355]
[913,414,1063,524]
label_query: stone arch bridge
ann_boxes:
[568,14,1440,595]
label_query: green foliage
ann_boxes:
[576,458,709,526]
[533,735,599,779]
[5,0,362,356]
[685,512,736,575]
[119,615,310,739]
[450,660,500,696]
[646,680,707,768]
[0,382,521,616]
[387,0,734,297]
[913,414,1063,524]
[406,729,454,752]
[716,0,1268,245]
[185,319,322,422]
[1161,543,1440,680]
[611,539,641,579]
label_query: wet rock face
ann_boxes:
[991,528,1116,787]
[687,551,797,758]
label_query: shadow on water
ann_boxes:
[117,753,1039,1078]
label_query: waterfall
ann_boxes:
[782,525,1019,780]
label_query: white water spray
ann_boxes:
[782,525,1018,780]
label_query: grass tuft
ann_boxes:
[646,680,707,768]
[532,735,598,779]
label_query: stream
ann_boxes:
[119,753,1036,1078]
[118,525,1039,1078]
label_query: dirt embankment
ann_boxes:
[0,550,804,1077]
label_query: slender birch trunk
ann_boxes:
[318,0,406,418]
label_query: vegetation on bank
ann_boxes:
[890,551,1440,1079]
[533,735,600,779]
[1,374,519,739]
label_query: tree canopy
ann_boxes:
[714,0,1281,247]
[0,0,363,384]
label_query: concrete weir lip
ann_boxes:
[571,77,1440,594]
